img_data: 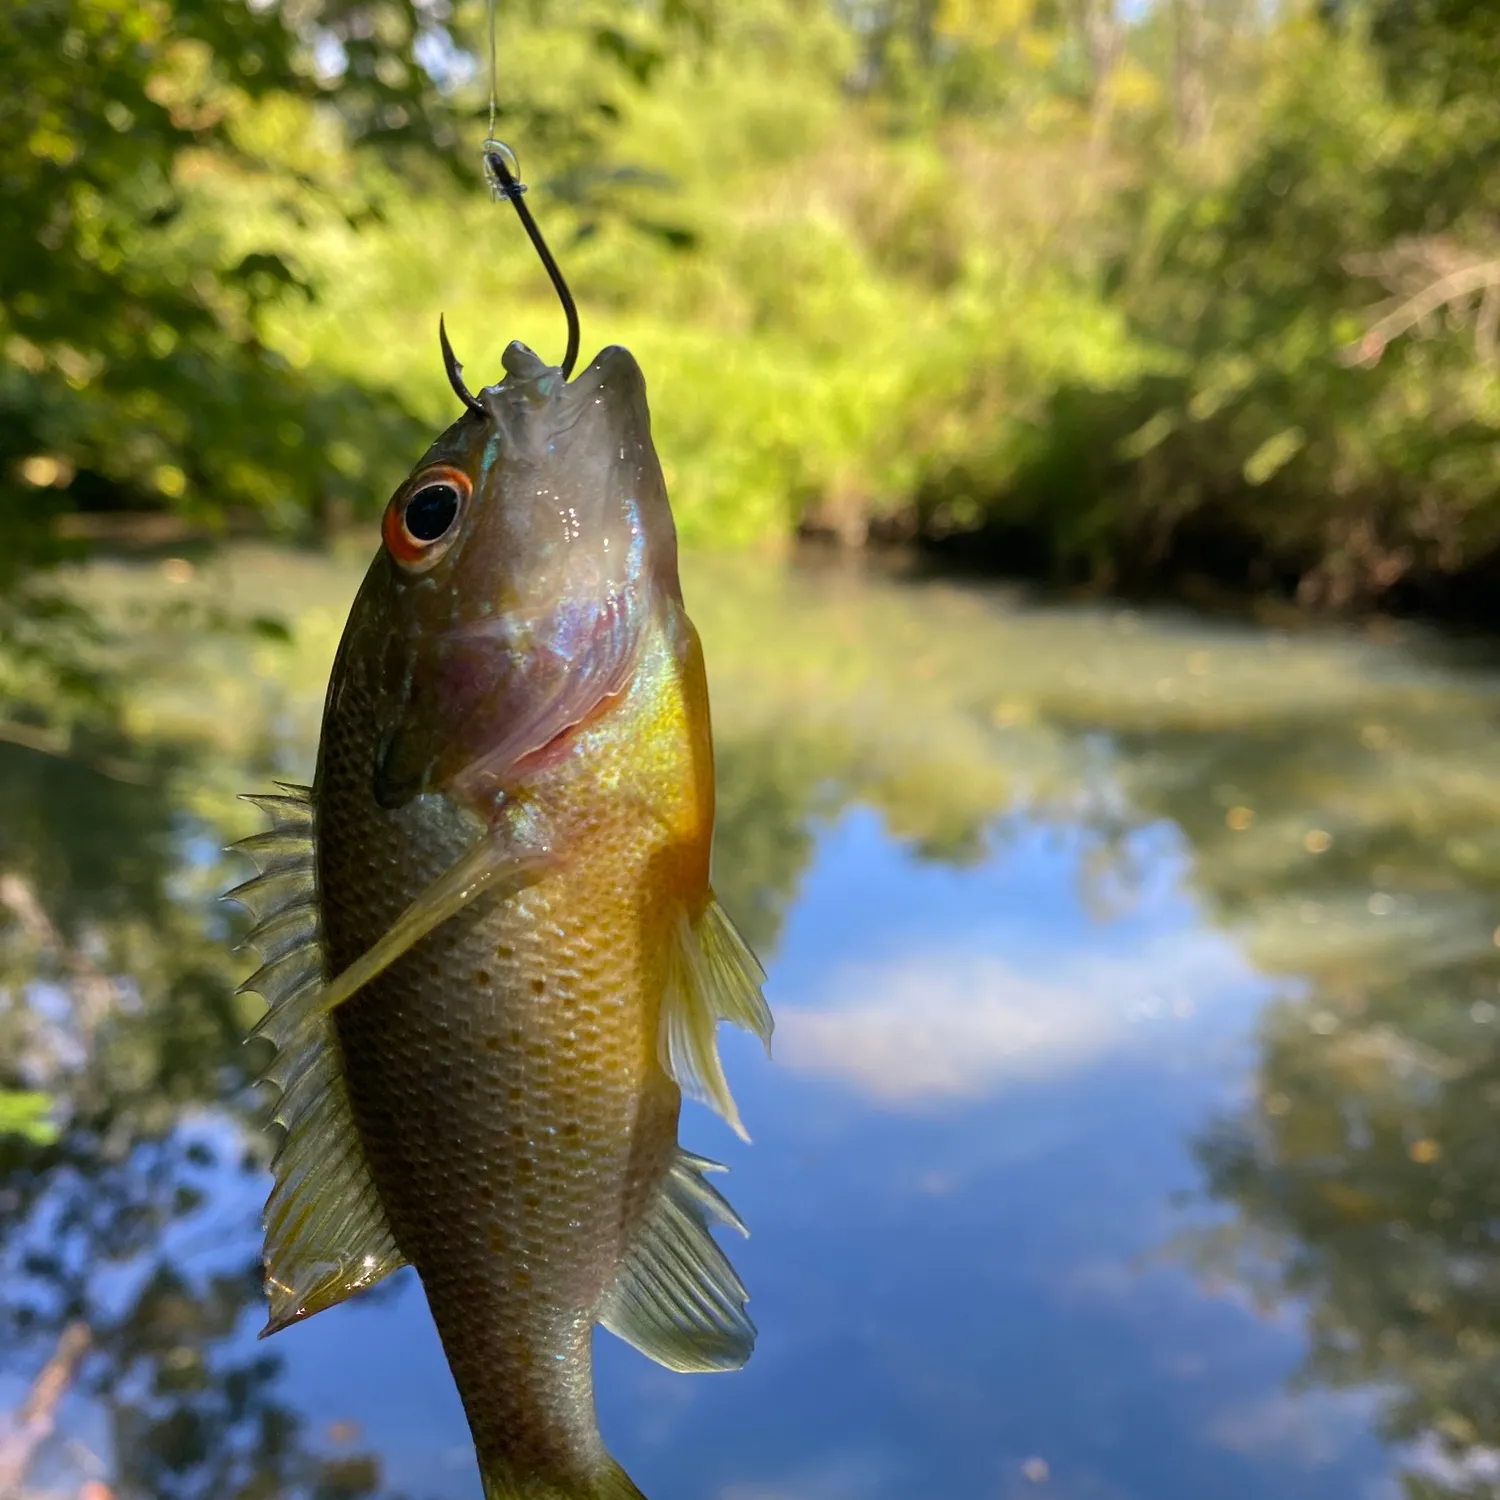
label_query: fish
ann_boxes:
[227,328,772,1500]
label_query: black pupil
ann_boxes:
[404,483,459,543]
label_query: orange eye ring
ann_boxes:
[382,465,472,572]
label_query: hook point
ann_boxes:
[439,314,485,417]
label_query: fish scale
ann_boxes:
[230,339,772,1500]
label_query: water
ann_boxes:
[4,544,1500,1500]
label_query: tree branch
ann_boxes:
[0,874,121,1051]
[0,1322,92,1498]
[1341,240,1500,367]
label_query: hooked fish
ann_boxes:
[228,187,771,1498]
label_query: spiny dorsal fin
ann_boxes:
[598,1149,755,1374]
[658,895,772,1141]
[226,784,406,1336]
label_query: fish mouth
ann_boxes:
[470,344,643,466]
[484,342,635,401]
[562,344,644,414]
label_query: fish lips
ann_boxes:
[475,342,649,458]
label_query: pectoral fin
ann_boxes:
[659,896,772,1140]
[314,821,555,1018]
[598,1150,755,1373]
[227,786,405,1336]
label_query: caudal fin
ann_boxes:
[481,1456,646,1500]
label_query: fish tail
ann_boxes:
[481,1455,646,1500]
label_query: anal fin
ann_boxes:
[227,784,406,1336]
[659,895,772,1140]
[598,1149,755,1374]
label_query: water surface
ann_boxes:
[4,546,1499,1500]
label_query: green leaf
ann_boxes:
[0,1089,59,1144]
[1243,427,1308,487]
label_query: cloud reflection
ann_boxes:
[1207,1388,1379,1469]
[774,934,1255,1105]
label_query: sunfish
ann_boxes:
[229,330,771,1500]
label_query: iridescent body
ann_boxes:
[231,341,769,1500]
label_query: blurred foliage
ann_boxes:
[986,0,1500,615]
[0,0,460,552]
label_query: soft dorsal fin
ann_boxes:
[659,896,772,1140]
[226,784,406,1336]
[598,1150,755,1374]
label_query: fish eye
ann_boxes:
[383,465,472,571]
[406,483,460,541]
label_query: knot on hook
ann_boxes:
[483,139,527,201]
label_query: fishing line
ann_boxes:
[440,0,580,389]
[486,0,498,145]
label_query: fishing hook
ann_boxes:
[437,142,582,415]
[484,143,581,382]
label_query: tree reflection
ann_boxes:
[711,735,826,957]
[1189,975,1500,1496]
[1130,681,1500,1497]
[28,545,1499,1497]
